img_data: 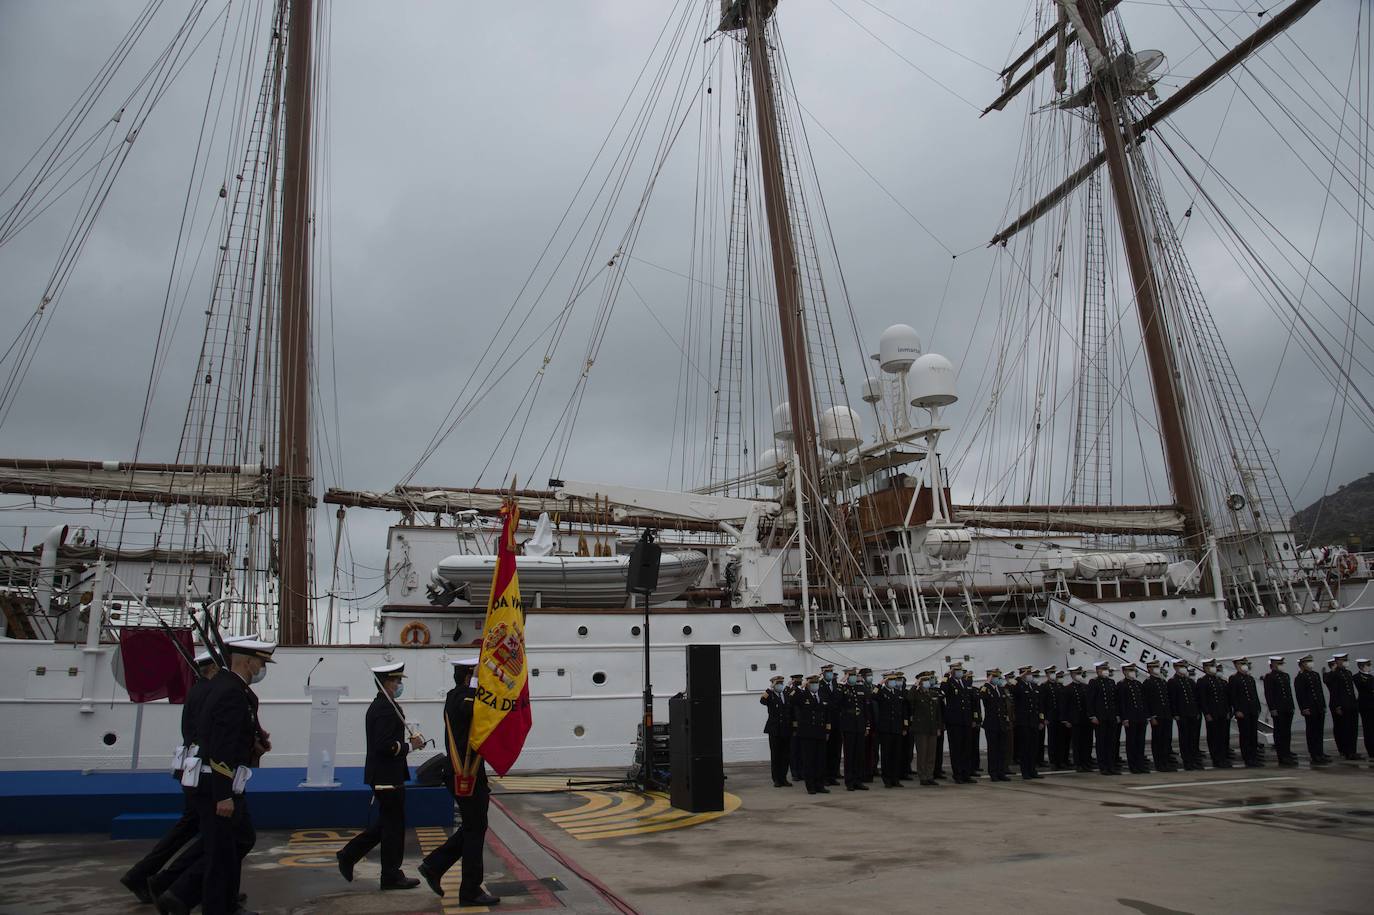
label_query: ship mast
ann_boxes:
[1074,0,1203,548]
[726,0,822,517]
[277,0,314,645]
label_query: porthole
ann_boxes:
[592,671,607,686]
[769,663,777,670]
[1161,610,1167,618]
[1129,612,1136,620]
[631,625,641,637]
[1185,639,1192,646]
[731,625,742,635]
[573,725,586,738]
[532,668,540,677]
[750,663,758,671]
[577,625,589,637]
[1210,641,1218,651]
[102,732,117,746]
[1190,607,1198,616]
[682,625,693,636]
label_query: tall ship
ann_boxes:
[1,0,1371,774]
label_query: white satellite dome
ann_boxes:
[909,352,957,408]
[878,324,922,374]
[772,402,793,441]
[819,405,863,452]
[757,448,787,489]
[861,375,884,404]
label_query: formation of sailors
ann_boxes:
[762,654,1374,790]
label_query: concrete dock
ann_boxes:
[2,759,1371,914]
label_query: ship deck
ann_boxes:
[3,754,1372,914]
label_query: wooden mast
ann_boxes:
[737,1,822,518]
[278,0,314,645]
[1076,0,1202,548]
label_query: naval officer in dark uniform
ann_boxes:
[122,649,219,905]
[980,670,1011,782]
[1263,656,1298,766]
[1168,659,1204,769]
[1087,662,1121,775]
[1142,660,1176,772]
[760,675,792,787]
[793,675,831,794]
[1010,667,1044,779]
[1228,657,1263,767]
[818,664,843,785]
[1118,663,1151,773]
[337,662,424,889]
[190,637,274,915]
[1294,654,1331,765]
[1355,658,1374,759]
[417,658,500,907]
[1328,653,1362,759]
[835,668,870,791]
[785,673,805,781]
[1199,658,1234,768]
[1064,666,1093,771]
[943,663,974,783]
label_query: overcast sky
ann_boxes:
[1,1,1369,623]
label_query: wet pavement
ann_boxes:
[2,756,1372,914]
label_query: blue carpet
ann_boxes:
[0,767,453,835]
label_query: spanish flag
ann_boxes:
[470,500,532,775]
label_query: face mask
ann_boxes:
[1360,666,1370,674]
[250,665,267,685]
[1072,673,1085,683]
[1335,660,1346,669]
[823,671,834,682]
[846,676,858,686]
[928,679,939,689]
[1238,665,1249,674]
[1204,667,1216,675]
[962,672,972,681]
[393,682,405,698]
[1152,669,1165,678]
[1124,670,1136,680]
[991,677,1004,687]
[1032,675,1043,685]
[1299,662,1311,671]
[864,675,874,685]
[1055,674,1065,682]
[1096,670,1109,678]
[773,683,784,693]
[808,683,820,693]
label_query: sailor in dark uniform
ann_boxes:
[909,671,943,786]
[1262,656,1298,766]
[873,671,909,787]
[1065,666,1093,771]
[181,637,274,915]
[1227,657,1264,767]
[1087,661,1121,775]
[1010,666,1044,779]
[964,668,983,774]
[1328,653,1362,759]
[120,649,219,905]
[1040,666,1064,768]
[760,675,792,787]
[1168,659,1204,770]
[1355,658,1374,759]
[860,667,879,782]
[930,668,947,779]
[818,663,843,785]
[1294,654,1331,765]
[417,658,500,907]
[835,668,870,791]
[337,662,424,889]
[1141,660,1176,772]
[1118,663,1151,773]
[785,673,805,781]
[978,670,1010,781]
[1199,658,1234,768]
[793,675,831,794]
[942,663,974,783]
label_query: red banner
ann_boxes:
[471,501,531,775]
[119,628,195,703]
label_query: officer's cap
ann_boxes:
[859,667,873,674]
[918,670,933,679]
[1232,657,1249,667]
[1044,665,1058,673]
[1298,654,1314,663]
[1334,652,1349,660]
[986,668,1001,677]
[806,674,821,683]
[948,661,963,669]
[790,673,804,680]
[372,662,406,679]
[1017,665,1032,673]
[844,667,858,675]
[769,675,784,683]
[1201,657,1217,665]
[1067,665,1084,674]
[1145,660,1161,668]
[1094,660,1110,669]
[820,663,835,671]
[228,637,276,663]
[1122,662,1138,670]
[1357,658,1370,665]
[1268,656,1284,663]
[1171,658,1188,666]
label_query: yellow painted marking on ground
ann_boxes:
[545,791,615,821]
[491,775,579,793]
[277,828,360,868]
[542,789,743,840]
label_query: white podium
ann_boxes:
[301,685,348,788]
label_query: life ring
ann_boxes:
[399,621,431,646]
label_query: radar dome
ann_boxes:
[861,375,884,404]
[757,448,786,489]
[772,402,793,441]
[820,405,863,452]
[878,324,922,374]
[909,353,957,408]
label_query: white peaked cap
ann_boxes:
[371,662,406,677]
[229,637,276,662]
[448,656,480,667]
[1094,660,1109,668]
[1268,656,1284,662]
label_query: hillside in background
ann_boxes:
[1291,472,1374,549]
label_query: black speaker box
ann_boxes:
[627,538,662,594]
[670,646,724,811]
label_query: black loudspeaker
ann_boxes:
[627,534,662,595]
[670,646,724,812]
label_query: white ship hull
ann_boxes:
[3,595,1372,774]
